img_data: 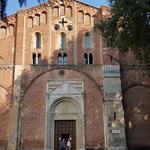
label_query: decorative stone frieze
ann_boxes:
[25,3,48,15]
[50,0,74,7]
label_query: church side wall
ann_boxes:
[0,15,16,150]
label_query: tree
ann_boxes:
[94,0,150,64]
[0,0,44,19]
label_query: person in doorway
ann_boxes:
[60,139,66,150]
[67,139,71,150]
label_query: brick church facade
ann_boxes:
[0,0,150,150]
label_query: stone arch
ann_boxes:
[92,15,96,26]
[46,92,85,150]
[60,4,65,16]
[123,85,150,148]
[123,84,150,93]
[78,10,84,23]
[49,97,81,115]
[22,67,103,98]
[21,68,104,150]
[8,24,14,36]
[53,6,59,17]
[66,6,72,17]
[0,26,7,39]
[34,14,40,26]
[85,13,91,25]
[41,11,47,24]
[27,16,33,28]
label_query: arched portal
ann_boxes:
[45,80,85,150]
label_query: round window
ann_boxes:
[54,24,60,31]
[67,25,73,31]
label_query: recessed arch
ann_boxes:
[22,67,103,100]
[34,14,40,26]
[84,32,92,48]
[66,6,72,17]
[123,84,150,147]
[92,15,96,26]
[47,89,85,150]
[41,11,47,24]
[53,6,59,17]
[35,32,41,49]
[60,4,65,16]
[78,10,84,23]
[123,84,150,94]
[50,97,81,113]
[0,26,7,39]
[8,24,14,36]
[60,32,67,49]
[27,16,33,28]
[85,13,91,25]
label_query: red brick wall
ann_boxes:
[120,52,150,149]
[21,69,104,149]
[123,86,150,148]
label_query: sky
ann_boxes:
[6,0,109,16]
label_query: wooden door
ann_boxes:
[54,120,76,150]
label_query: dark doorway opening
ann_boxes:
[54,120,76,150]
[61,133,69,141]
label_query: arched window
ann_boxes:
[84,32,92,48]
[58,53,68,65]
[92,15,96,26]
[60,5,65,16]
[58,53,63,64]
[35,32,41,49]
[27,17,33,28]
[89,53,93,64]
[38,53,41,64]
[78,11,84,23]
[8,24,14,36]
[84,53,93,64]
[32,53,36,65]
[63,53,68,64]
[66,6,72,17]
[0,26,7,39]
[34,14,40,26]
[85,13,91,25]
[60,32,66,49]
[32,53,41,65]
[84,53,88,64]
[41,12,47,24]
[53,6,59,17]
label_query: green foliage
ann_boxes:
[94,0,150,64]
[0,0,7,18]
